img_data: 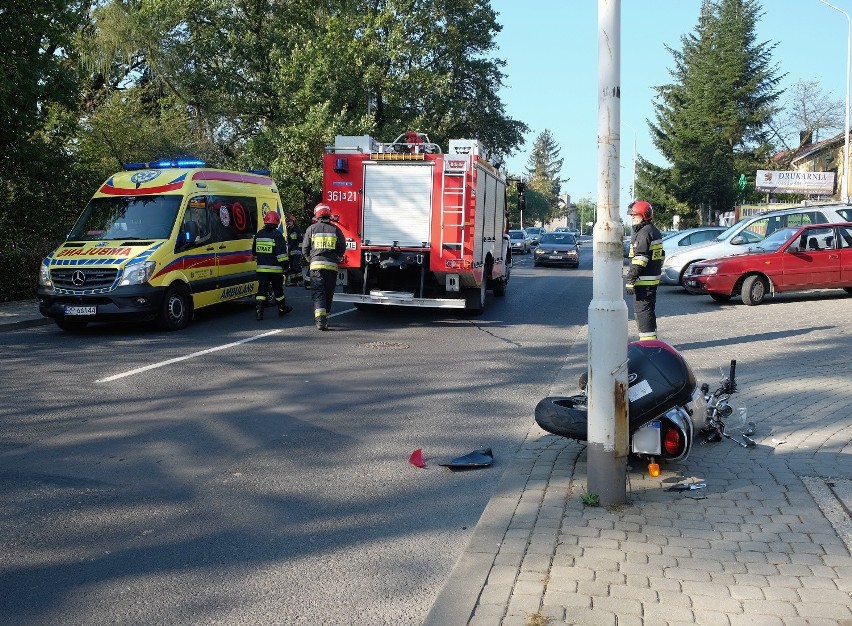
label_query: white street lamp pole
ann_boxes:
[819,0,850,203]
[623,122,637,200]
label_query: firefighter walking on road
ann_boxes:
[625,200,664,341]
[302,203,346,330]
[285,214,304,286]
[252,211,293,321]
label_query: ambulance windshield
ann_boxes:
[68,195,182,241]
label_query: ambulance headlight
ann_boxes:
[120,261,156,286]
[39,265,53,289]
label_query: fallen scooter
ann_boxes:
[534,340,707,476]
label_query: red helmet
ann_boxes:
[287,214,297,224]
[314,203,332,219]
[263,211,281,225]
[628,200,653,221]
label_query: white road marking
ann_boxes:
[96,308,357,383]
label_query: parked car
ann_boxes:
[661,205,849,286]
[534,232,580,268]
[683,222,852,304]
[663,227,727,255]
[525,226,546,246]
[508,229,530,254]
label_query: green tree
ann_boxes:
[524,129,564,225]
[640,0,782,226]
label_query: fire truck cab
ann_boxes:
[324,133,510,311]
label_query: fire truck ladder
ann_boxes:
[440,166,467,258]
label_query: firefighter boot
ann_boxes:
[278,302,293,317]
[316,314,328,331]
[255,301,264,321]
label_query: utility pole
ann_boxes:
[587,0,629,506]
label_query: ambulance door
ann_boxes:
[177,195,219,306]
[209,195,259,301]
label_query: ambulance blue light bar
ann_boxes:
[124,158,206,171]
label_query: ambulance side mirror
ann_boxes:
[177,221,199,249]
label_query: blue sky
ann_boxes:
[490,0,851,214]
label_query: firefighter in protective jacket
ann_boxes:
[301,203,346,330]
[285,214,304,286]
[626,200,664,341]
[252,211,293,321]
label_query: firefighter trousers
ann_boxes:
[256,272,286,307]
[633,285,658,341]
[310,269,337,324]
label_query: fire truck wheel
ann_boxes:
[493,269,508,297]
[56,318,88,332]
[158,284,193,330]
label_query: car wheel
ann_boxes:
[56,318,88,332]
[710,293,732,303]
[158,284,193,330]
[741,275,767,305]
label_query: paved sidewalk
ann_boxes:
[0,299,50,331]
[426,294,852,626]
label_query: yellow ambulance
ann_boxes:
[38,159,286,331]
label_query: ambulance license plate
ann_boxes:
[64,306,96,316]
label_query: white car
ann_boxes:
[661,205,848,286]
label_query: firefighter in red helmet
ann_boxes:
[625,200,664,341]
[301,203,346,330]
[252,210,293,321]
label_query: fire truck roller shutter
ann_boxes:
[363,163,434,247]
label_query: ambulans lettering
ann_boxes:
[56,247,133,258]
[220,283,254,300]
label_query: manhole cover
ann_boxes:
[358,341,410,350]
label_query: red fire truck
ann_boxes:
[323,132,511,311]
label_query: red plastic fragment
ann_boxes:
[409,448,426,468]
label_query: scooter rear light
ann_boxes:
[663,428,683,455]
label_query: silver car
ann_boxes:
[661,205,848,286]
[662,227,726,255]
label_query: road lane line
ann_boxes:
[95,329,284,383]
[95,308,357,383]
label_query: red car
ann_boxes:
[683,222,852,304]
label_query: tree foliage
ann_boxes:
[0,0,527,262]
[638,0,783,227]
[523,129,564,225]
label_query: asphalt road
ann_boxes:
[5,245,851,625]
[0,249,593,625]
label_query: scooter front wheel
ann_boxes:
[534,395,589,441]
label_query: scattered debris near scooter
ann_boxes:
[667,482,707,492]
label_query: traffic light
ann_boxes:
[516,181,526,210]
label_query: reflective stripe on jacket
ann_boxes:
[628,221,664,287]
[253,225,289,274]
[302,219,346,272]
